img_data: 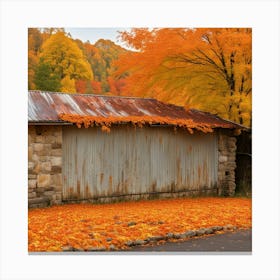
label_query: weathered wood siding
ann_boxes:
[62,126,218,201]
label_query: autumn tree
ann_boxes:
[115,28,252,126]
[28,28,44,89]
[39,32,93,92]
[75,39,127,93]
[28,28,60,89]
[107,76,126,95]
[90,80,102,94]
[75,80,87,94]
[41,27,66,35]
[28,28,44,53]
[28,28,128,95]
[75,80,102,94]
[95,39,127,92]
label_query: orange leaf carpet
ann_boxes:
[28,197,252,252]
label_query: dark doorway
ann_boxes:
[235,130,252,196]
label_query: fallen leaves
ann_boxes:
[28,197,252,252]
[58,113,236,134]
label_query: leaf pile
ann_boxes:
[28,197,252,252]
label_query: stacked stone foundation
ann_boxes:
[217,130,237,196]
[28,125,63,208]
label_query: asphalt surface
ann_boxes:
[127,229,252,252]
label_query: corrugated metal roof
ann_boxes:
[28,90,242,129]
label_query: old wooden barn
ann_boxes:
[28,90,243,208]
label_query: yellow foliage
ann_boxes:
[39,32,93,81]
[61,76,76,93]
[28,50,39,90]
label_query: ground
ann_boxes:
[28,197,252,252]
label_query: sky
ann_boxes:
[65,28,131,49]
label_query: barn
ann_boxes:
[28,90,243,208]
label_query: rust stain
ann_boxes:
[68,187,78,199]
[120,178,129,194]
[75,151,78,173]
[198,165,201,178]
[170,182,175,192]
[151,182,157,192]
[115,183,121,196]
[100,173,104,184]
[108,175,113,194]
[186,174,190,186]
[115,180,122,196]
[203,160,208,182]
[176,158,182,188]
[85,185,90,198]
[82,160,86,177]
[77,181,81,198]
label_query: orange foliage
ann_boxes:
[75,80,87,94]
[28,197,252,252]
[75,80,102,94]
[90,80,102,94]
[107,76,126,95]
[59,113,219,134]
[115,28,252,126]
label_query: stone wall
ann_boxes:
[28,125,63,208]
[217,130,237,196]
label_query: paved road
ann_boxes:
[127,229,252,252]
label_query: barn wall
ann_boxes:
[217,130,237,196]
[28,125,63,208]
[62,126,219,203]
[28,125,238,208]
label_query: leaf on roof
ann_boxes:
[58,113,217,133]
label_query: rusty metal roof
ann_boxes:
[28,90,241,129]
